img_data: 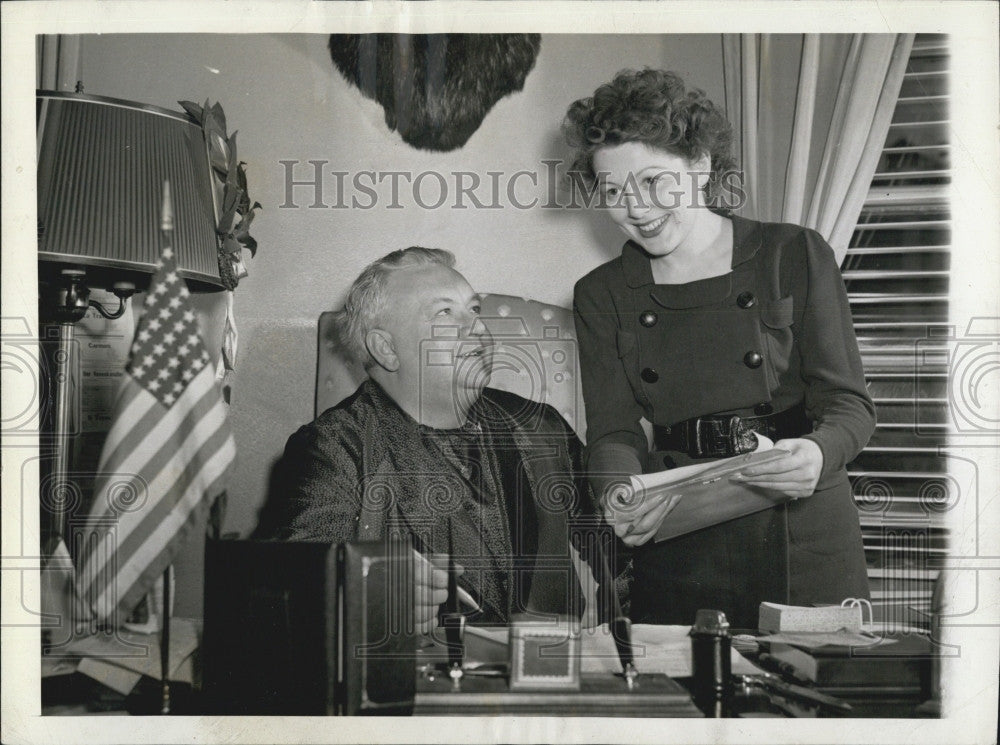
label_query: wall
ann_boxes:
[78,32,725,615]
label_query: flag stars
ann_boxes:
[181,369,194,382]
[162,247,174,260]
[172,381,184,393]
[163,393,176,406]
[183,310,195,323]
[187,333,200,347]
[159,307,171,320]
[163,332,176,345]
[138,329,151,342]
[168,296,182,309]
[173,320,186,334]
[148,379,161,391]
[167,357,180,369]
[152,343,166,356]
[165,271,177,284]
[157,369,170,381]
[148,319,162,331]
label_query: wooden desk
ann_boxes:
[415,672,703,717]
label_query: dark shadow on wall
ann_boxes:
[225,319,317,538]
[247,456,288,540]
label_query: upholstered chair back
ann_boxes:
[316,293,587,442]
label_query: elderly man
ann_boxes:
[256,247,601,630]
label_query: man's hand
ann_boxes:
[412,551,451,634]
[730,438,824,498]
[602,482,682,547]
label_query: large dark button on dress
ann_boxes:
[754,402,774,416]
[737,291,756,309]
[639,310,658,327]
[641,367,659,383]
[744,351,763,369]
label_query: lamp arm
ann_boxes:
[88,296,127,319]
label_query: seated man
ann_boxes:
[255,247,603,631]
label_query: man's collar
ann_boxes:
[363,377,483,435]
[621,213,763,288]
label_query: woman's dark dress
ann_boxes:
[573,215,874,628]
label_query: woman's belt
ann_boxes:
[652,402,812,459]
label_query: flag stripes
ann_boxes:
[74,233,235,627]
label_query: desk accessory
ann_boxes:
[202,539,341,715]
[508,615,581,690]
[202,538,415,715]
[735,673,853,715]
[689,609,732,717]
[338,541,417,714]
[439,528,466,688]
[599,529,639,687]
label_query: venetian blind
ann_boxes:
[843,33,950,631]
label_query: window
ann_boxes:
[843,33,950,631]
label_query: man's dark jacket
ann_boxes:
[255,379,606,624]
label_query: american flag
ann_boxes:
[75,188,236,627]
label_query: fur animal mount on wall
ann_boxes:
[328,34,541,152]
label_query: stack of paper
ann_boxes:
[628,434,793,542]
[758,602,863,633]
[58,618,200,696]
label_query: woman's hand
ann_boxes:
[602,483,682,547]
[731,438,824,498]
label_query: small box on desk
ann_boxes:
[509,615,581,691]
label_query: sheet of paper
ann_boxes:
[579,624,762,677]
[622,433,797,542]
[74,289,133,434]
[76,656,143,696]
[631,433,779,494]
[62,617,199,682]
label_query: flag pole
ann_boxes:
[160,566,172,714]
[159,181,174,715]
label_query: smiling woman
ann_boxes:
[565,69,875,628]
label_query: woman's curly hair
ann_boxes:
[562,69,738,205]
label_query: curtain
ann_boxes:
[37,34,82,92]
[722,34,915,264]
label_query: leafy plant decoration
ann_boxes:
[179,99,261,290]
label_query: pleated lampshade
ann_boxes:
[36,91,223,292]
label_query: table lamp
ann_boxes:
[35,91,224,543]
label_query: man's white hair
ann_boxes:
[332,246,456,368]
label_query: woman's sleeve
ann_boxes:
[797,231,877,479]
[573,275,647,491]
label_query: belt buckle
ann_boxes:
[694,417,733,459]
[691,418,706,458]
